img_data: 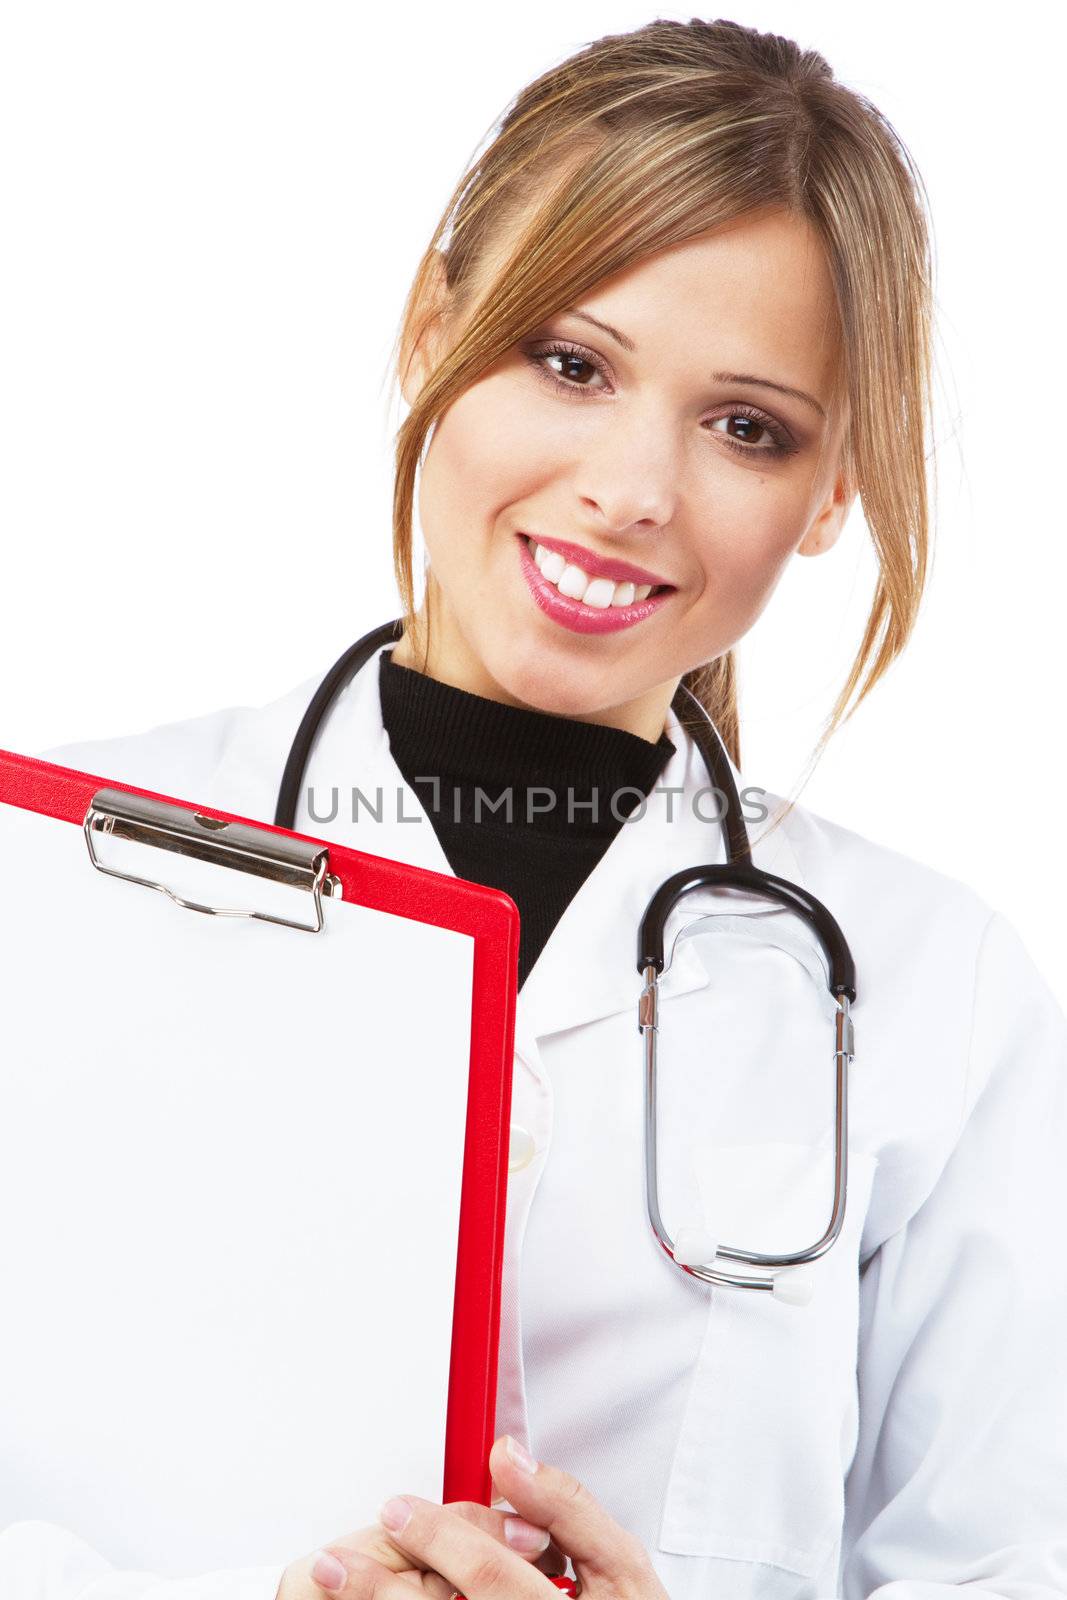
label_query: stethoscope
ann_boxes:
[275,619,857,1307]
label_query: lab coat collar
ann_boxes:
[510,695,806,1050]
[212,640,806,1049]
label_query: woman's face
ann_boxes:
[397,205,852,742]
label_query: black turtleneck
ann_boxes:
[378,650,675,991]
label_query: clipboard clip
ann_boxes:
[84,787,342,933]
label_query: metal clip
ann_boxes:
[84,787,342,934]
[638,965,659,1034]
[834,996,855,1061]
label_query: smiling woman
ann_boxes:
[18,14,1067,1600]
[392,206,852,740]
[387,19,930,769]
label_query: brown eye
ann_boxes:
[717,414,770,446]
[549,351,597,385]
[706,407,795,458]
[525,342,610,394]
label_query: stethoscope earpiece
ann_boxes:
[771,1269,815,1307]
[671,1226,815,1306]
[671,1225,719,1268]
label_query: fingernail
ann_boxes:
[378,1495,414,1533]
[311,1550,347,1592]
[504,1434,538,1474]
[504,1516,551,1554]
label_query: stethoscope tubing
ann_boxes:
[275,621,857,1300]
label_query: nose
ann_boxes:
[574,415,680,534]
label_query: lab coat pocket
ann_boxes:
[657,1141,879,1578]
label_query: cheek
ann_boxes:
[419,380,551,550]
[697,486,805,617]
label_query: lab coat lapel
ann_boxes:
[514,704,806,1052]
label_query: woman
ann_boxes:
[11,16,1067,1600]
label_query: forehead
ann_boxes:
[576,208,841,398]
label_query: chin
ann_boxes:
[493,650,621,720]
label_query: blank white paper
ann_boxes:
[0,798,476,1575]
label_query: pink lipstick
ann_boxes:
[516,534,675,636]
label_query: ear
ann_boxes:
[796,468,854,558]
[399,249,454,408]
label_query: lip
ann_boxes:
[516,533,675,635]
[519,531,673,590]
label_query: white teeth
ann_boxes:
[540,548,567,583]
[583,578,616,610]
[527,539,662,609]
[557,563,590,601]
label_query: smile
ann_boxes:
[517,534,675,636]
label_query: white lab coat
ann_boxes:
[3,638,1066,1600]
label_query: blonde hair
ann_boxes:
[387,16,934,794]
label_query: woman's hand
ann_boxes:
[301,1435,670,1600]
[276,1473,565,1600]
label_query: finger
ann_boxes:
[487,1437,655,1585]
[330,1503,552,1576]
[303,1546,432,1598]
[446,1501,555,1565]
[486,1489,565,1575]
[375,1494,551,1600]
[533,1537,568,1579]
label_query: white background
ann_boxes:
[1,2,1063,1003]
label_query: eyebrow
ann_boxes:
[563,308,828,421]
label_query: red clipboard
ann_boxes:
[0,745,519,1514]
